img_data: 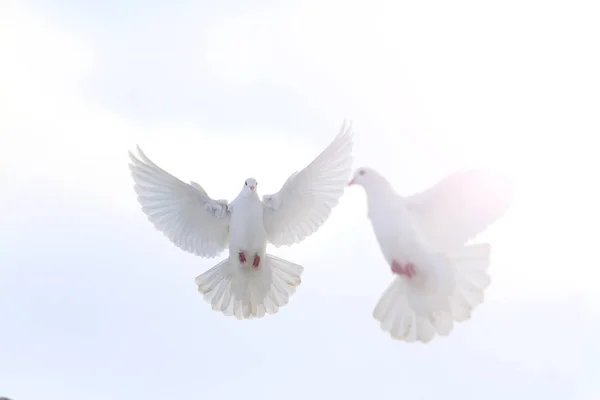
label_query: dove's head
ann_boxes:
[348,167,387,190]
[242,178,258,195]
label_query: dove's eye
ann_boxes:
[359,170,365,176]
[245,181,247,185]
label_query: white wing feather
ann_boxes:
[128,146,230,258]
[262,121,354,247]
[406,169,514,252]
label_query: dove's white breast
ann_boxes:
[367,194,430,267]
[228,195,267,253]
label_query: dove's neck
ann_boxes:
[363,179,404,219]
[230,188,260,211]
[238,188,260,199]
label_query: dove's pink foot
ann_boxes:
[252,254,261,268]
[238,252,247,263]
[391,260,416,278]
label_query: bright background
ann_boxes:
[1,0,599,399]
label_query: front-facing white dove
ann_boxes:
[348,167,513,343]
[128,121,353,319]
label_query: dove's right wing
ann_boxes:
[129,146,230,258]
[262,121,353,247]
[405,169,514,252]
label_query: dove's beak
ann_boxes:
[348,178,355,186]
[249,185,255,191]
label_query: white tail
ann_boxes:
[373,243,491,343]
[195,254,304,319]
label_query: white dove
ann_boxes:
[348,167,513,343]
[128,121,353,319]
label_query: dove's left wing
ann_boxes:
[262,121,353,247]
[406,169,514,252]
[129,146,230,258]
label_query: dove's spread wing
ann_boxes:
[262,121,353,247]
[406,169,513,252]
[129,146,230,258]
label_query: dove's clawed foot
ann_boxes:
[238,251,260,268]
[391,260,416,278]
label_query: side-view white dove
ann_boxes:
[128,121,353,319]
[348,167,513,343]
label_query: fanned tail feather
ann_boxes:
[373,243,491,343]
[194,254,304,319]
[446,243,492,322]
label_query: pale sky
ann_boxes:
[1,0,599,399]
